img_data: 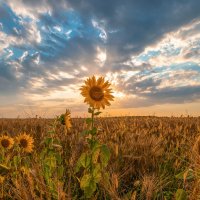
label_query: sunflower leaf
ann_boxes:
[44,137,53,146]
[91,127,97,136]
[175,189,187,200]
[86,118,92,125]
[94,112,102,116]
[75,153,91,173]
[84,180,97,198]
[88,108,93,113]
[81,130,90,136]
[55,153,62,165]
[80,174,91,189]
[80,174,97,198]
[13,156,21,168]
[100,145,111,168]
[93,164,101,183]
[57,166,64,179]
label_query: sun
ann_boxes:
[0,135,14,150]
[80,76,114,109]
[15,133,34,153]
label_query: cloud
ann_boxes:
[114,62,200,108]
[5,0,52,19]
[1,0,200,116]
[65,0,200,61]
[0,61,18,94]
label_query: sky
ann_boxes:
[0,0,200,118]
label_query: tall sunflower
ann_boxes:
[80,76,114,109]
[15,133,34,153]
[0,135,14,150]
[65,109,72,130]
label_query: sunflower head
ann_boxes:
[16,133,34,153]
[80,76,114,109]
[0,135,14,150]
[65,109,72,131]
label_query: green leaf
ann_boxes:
[13,156,21,168]
[100,145,111,167]
[40,148,47,160]
[91,127,97,136]
[88,139,100,150]
[55,153,62,165]
[57,166,64,179]
[80,174,91,189]
[88,108,93,113]
[75,158,82,173]
[93,164,101,183]
[47,150,55,157]
[44,165,52,180]
[84,180,97,198]
[175,189,187,200]
[58,114,65,125]
[80,174,97,198]
[102,172,110,185]
[86,118,92,125]
[94,111,102,116]
[81,130,90,136]
[45,157,57,168]
[75,153,91,173]
[44,137,53,146]
[92,140,101,149]
[80,153,91,168]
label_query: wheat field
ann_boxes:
[0,116,200,200]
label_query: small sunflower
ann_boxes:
[80,76,114,109]
[0,135,14,150]
[65,109,72,130]
[15,133,34,153]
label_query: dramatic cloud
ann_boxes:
[0,0,200,117]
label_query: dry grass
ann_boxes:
[0,116,200,199]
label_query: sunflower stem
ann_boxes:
[91,107,95,130]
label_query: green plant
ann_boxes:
[75,107,111,198]
[39,119,64,199]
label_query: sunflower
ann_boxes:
[0,135,14,150]
[65,109,72,130]
[80,76,114,109]
[15,133,34,153]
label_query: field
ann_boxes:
[0,116,200,200]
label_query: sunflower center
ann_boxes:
[20,139,28,148]
[1,139,10,148]
[89,86,104,101]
